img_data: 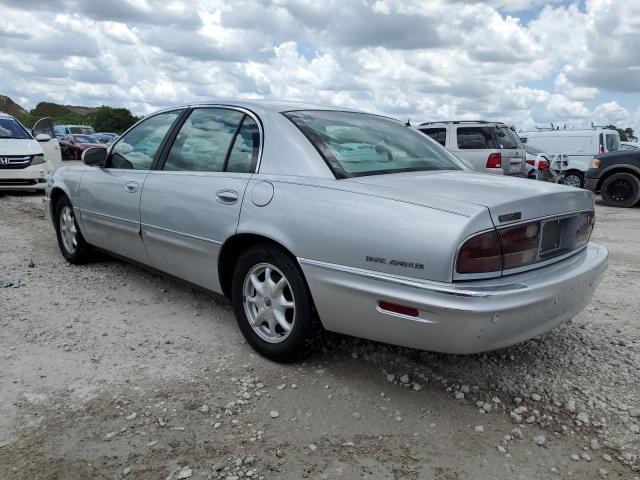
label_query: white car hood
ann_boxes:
[0,138,43,156]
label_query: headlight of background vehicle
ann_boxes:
[590,158,600,169]
[31,154,46,165]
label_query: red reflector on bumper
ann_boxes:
[378,301,419,317]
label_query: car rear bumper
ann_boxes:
[299,242,608,354]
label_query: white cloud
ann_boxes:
[0,0,637,135]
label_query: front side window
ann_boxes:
[0,117,30,139]
[457,127,497,149]
[285,110,464,178]
[110,110,181,170]
[164,108,245,172]
[605,133,620,152]
[420,127,447,146]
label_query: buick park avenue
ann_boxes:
[45,101,608,361]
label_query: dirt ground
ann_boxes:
[1,190,639,480]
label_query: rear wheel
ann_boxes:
[600,172,640,208]
[563,170,584,188]
[231,244,318,362]
[54,195,94,263]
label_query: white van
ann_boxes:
[519,127,621,187]
[0,114,62,191]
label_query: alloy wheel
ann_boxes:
[242,263,296,343]
[59,205,78,254]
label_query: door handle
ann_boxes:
[124,181,139,193]
[216,190,239,204]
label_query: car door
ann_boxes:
[77,109,184,264]
[140,107,260,293]
[32,117,62,169]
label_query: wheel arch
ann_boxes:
[596,166,640,191]
[217,233,300,299]
[49,186,70,218]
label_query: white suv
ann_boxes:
[0,114,62,191]
[417,121,526,176]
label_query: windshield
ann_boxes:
[72,135,97,143]
[0,117,31,139]
[69,126,95,135]
[284,111,465,178]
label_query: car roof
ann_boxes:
[418,120,508,127]
[187,99,363,114]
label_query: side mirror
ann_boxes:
[83,147,107,167]
[35,133,51,142]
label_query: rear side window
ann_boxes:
[164,108,244,172]
[420,128,446,146]
[457,127,497,149]
[226,116,260,173]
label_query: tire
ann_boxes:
[231,244,319,362]
[563,171,584,188]
[600,172,640,208]
[54,195,94,263]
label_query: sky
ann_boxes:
[0,0,639,135]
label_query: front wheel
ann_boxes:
[563,171,584,188]
[54,196,94,263]
[600,172,640,208]
[231,244,319,362]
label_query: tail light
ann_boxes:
[499,222,541,269]
[457,230,502,274]
[457,221,541,274]
[486,153,502,169]
[576,211,594,247]
[526,159,549,170]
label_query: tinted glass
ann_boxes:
[285,111,464,178]
[457,127,497,149]
[495,126,520,149]
[420,127,446,146]
[72,135,97,143]
[226,116,260,173]
[69,126,95,135]
[0,117,30,139]
[110,111,181,170]
[164,108,244,172]
[605,133,620,151]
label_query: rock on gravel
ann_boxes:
[177,466,193,479]
[533,434,546,446]
[269,411,279,419]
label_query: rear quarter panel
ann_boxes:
[236,175,494,283]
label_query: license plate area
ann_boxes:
[540,217,572,259]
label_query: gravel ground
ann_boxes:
[1,191,639,480]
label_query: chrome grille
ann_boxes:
[0,156,32,169]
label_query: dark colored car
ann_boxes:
[59,134,105,160]
[585,150,640,207]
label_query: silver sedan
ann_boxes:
[44,100,608,361]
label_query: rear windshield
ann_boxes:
[69,126,95,135]
[284,111,464,178]
[457,125,521,150]
[0,117,31,139]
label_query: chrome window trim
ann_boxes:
[298,257,530,298]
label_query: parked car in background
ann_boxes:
[53,124,96,137]
[523,144,569,183]
[620,141,639,151]
[0,113,62,191]
[417,121,526,177]
[45,100,607,361]
[59,134,105,160]
[94,132,119,144]
[519,127,621,188]
[585,150,640,207]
